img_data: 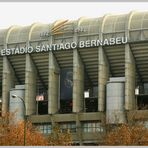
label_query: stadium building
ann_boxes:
[0,11,148,145]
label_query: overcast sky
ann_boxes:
[0,2,148,29]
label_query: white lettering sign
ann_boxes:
[0,37,127,56]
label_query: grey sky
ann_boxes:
[0,2,148,29]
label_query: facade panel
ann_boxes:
[0,11,148,145]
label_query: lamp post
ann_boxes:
[12,94,26,146]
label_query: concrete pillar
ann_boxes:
[2,57,15,115]
[98,47,109,111]
[48,52,60,114]
[76,113,83,145]
[125,44,136,110]
[73,49,84,112]
[25,54,37,115]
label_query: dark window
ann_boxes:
[37,100,48,115]
[60,69,73,113]
[137,95,148,110]
[59,100,72,113]
[85,97,98,112]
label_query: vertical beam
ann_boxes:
[48,52,60,114]
[2,57,15,115]
[73,49,84,112]
[25,54,37,115]
[2,26,18,115]
[124,11,137,111]
[125,44,136,110]
[98,15,110,112]
[76,113,83,145]
[98,47,109,112]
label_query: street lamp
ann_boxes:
[12,94,26,146]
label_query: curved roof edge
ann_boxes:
[0,11,148,45]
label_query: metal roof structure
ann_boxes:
[0,11,148,96]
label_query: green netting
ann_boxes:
[103,14,127,33]
[8,26,30,43]
[130,12,148,30]
[0,12,148,45]
[0,29,7,45]
[30,24,50,41]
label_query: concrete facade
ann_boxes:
[48,52,60,114]
[98,47,109,112]
[0,11,148,145]
[73,49,84,113]
[2,57,15,115]
[125,44,136,110]
[25,54,37,115]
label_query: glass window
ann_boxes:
[59,122,76,133]
[82,121,104,133]
[35,123,52,134]
[144,121,148,129]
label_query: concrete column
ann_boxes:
[76,113,83,145]
[98,47,109,111]
[25,54,37,115]
[125,44,136,110]
[2,57,15,115]
[48,52,60,114]
[73,49,84,112]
